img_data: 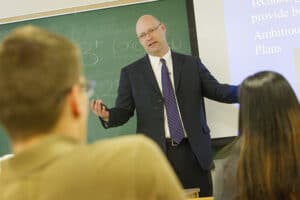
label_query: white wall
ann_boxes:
[193,0,239,138]
[193,0,300,138]
[0,0,157,24]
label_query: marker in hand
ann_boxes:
[90,99,109,122]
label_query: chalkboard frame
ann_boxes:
[0,0,196,156]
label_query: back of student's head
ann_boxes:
[238,71,300,199]
[0,25,82,140]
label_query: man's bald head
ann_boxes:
[136,15,160,33]
[135,15,169,57]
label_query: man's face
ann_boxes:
[136,17,168,57]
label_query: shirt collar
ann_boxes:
[148,49,171,67]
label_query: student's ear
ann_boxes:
[68,85,82,118]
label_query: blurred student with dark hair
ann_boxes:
[214,71,300,200]
[0,25,184,200]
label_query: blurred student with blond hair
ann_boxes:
[0,25,184,200]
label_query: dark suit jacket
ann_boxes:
[102,51,238,170]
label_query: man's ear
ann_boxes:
[68,85,82,118]
[161,23,166,32]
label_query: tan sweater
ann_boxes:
[0,134,184,200]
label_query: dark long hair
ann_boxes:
[238,71,300,200]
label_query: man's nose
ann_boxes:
[145,32,152,40]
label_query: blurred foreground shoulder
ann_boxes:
[92,134,185,200]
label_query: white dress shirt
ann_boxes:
[148,49,187,138]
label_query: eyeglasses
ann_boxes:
[137,23,161,39]
[54,80,96,104]
[79,80,96,98]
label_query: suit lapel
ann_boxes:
[141,55,162,96]
[171,51,183,92]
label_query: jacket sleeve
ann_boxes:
[197,58,239,103]
[99,67,135,128]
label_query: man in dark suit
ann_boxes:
[91,15,239,197]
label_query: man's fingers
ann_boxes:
[90,99,105,116]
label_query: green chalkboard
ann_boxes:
[0,0,192,156]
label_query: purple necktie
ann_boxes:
[161,58,184,144]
